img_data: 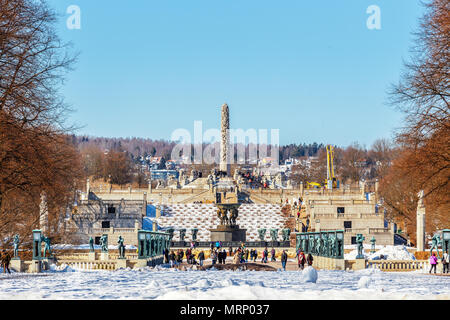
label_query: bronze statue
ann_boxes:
[229,208,238,226]
[41,236,52,258]
[330,235,337,257]
[356,234,365,259]
[89,237,94,252]
[217,208,229,226]
[100,234,108,252]
[13,234,19,258]
[118,236,125,258]
[258,229,266,242]
[430,234,442,258]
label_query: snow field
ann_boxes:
[0,265,448,300]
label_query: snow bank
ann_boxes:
[368,246,416,260]
[357,276,372,289]
[0,268,449,300]
[301,266,318,283]
[345,250,369,260]
[345,245,416,260]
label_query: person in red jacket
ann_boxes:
[429,253,438,274]
[296,249,306,270]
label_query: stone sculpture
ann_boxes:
[220,104,230,175]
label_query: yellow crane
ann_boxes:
[306,145,338,190]
[326,145,337,189]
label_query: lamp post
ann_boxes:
[370,236,376,254]
[32,230,42,260]
[138,230,146,259]
[336,231,344,259]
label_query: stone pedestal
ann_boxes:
[88,252,96,260]
[29,260,41,273]
[116,259,128,269]
[334,258,345,270]
[10,258,24,273]
[134,259,148,269]
[210,225,246,242]
[354,259,366,271]
[100,252,109,261]
[41,257,56,271]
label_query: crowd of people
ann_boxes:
[429,251,449,274]
[162,242,317,272]
[239,172,265,189]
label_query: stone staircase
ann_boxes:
[149,203,287,242]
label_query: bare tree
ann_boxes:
[380,0,450,239]
[0,0,81,244]
[388,0,449,202]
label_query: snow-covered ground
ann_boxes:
[0,266,448,300]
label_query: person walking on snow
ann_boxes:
[271,248,276,262]
[429,253,438,274]
[442,251,449,273]
[307,253,314,266]
[211,250,218,265]
[233,251,241,264]
[297,249,306,270]
[262,247,268,263]
[1,250,11,274]
[198,250,205,267]
[281,250,288,271]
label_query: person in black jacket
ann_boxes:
[307,253,313,266]
[198,251,205,267]
[178,249,184,263]
[1,250,11,274]
[222,249,227,264]
[253,249,258,262]
[163,248,169,264]
[281,250,288,271]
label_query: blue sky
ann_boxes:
[49,0,424,148]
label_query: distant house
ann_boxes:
[150,170,179,181]
[355,158,368,167]
[165,160,177,170]
[149,156,162,170]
